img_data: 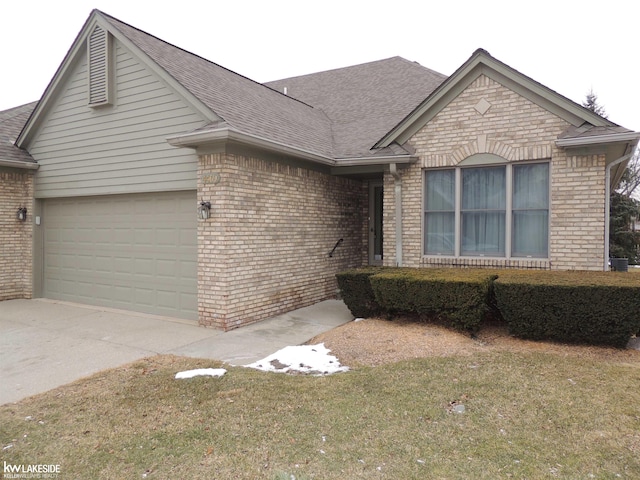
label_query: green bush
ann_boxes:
[494,270,640,348]
[336,267,640,347]
[336,267,384,318]
[369,268,496,332]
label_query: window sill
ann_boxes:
[421,256,551,270]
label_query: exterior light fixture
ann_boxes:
[198,201,211,220]
[17,207,27,222]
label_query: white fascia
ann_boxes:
[167,127,336,166]
[0,159,39,170]
[168,127,419,168]
[556,131,640,148]
[335,155,417,166]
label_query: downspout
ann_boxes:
[604,152,633,270]
[390,163,403,267]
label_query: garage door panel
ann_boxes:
[182,260,197,278]
[76,255,94,272]
[113,257,133,274]
[157,290,178,308]
[43,191,197,320]
[156,259,178,278]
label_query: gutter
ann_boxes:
[167,127,337,166]
[168,127,421,169]
[390,163,403,267]
[335,155,418,166]
[0,159,39,170]
[604,151,634,271]
[556,131,640,148]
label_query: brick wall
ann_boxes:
[198,152,364,330]
[0,169,34,300]
[550,152,606,270]
[388,74,606,271]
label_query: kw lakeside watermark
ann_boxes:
[2,461,60,479]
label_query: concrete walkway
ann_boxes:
[0,298,353,405]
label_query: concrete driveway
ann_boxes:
[0,298,352,405]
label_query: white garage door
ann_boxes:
[43,191,197,320]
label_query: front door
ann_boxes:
[369,182,383,265]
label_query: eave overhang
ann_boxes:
[555,131,640,148]
[0,159,39,170]
[555,131,640,189]
[334,155,417,167]
[167,127,336,165]
[168,127,418,170]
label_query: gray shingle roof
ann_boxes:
[0,102,37,165]
[101,11,447,160]
[558,123,633,140]
[265,57,447,158]
[101,12,335,158]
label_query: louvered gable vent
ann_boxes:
[88,25,111,106]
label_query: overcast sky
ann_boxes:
[1,0,638,130]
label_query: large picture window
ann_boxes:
[424,161,549,258]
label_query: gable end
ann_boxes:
[375,50,616,150]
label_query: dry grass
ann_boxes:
[1,320,639,479]
[310,316,640,367]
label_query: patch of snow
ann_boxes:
[246,343,349,375]
[175,368,227,379]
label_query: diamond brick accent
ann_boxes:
[474,98,492,115]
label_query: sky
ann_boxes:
[1,0,638,130]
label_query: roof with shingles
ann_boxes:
[559,123,633,139]
[100,12,336,158]
[0,102,37,164]
[101,11,448,160]
[12,11,637,166]
[265,57,447,158]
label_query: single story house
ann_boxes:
[1,9,638,329]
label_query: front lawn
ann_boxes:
[1,352,639,479]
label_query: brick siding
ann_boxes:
[197,152,364,330]
[0,169,34,300]
[385,74,606,271]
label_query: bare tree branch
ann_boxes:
[616,145,640,198]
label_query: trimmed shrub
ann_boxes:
[370,268,497,332]
[494,270,640,348]
[336,267,384,318]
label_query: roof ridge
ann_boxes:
[265,56,447,84]
[392,56,448,79]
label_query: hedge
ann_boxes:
[336,267,640,347]
[336,267,384,318]
[493,270,640,348]
[372,269,495,332]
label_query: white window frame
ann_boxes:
[423,157,550,260]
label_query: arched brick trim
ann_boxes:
[451,135,515,164]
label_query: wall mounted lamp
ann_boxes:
[17,207,27,222]
[198,201,211,220]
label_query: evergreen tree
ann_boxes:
[582,88,607,118]
[582,90,640,262]
[609,192,640,263]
